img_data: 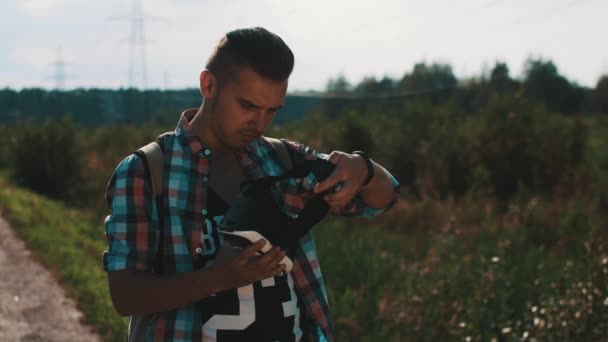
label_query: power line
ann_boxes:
[308,0,506,44]
[410,0,597,51]
[289,84,460,100]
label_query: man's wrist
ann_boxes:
[352,151,374,187]
[198,262,228,295]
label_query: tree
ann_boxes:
[399,63,457,92]
[351,75,397,95]
[354,76,379,94]
[326,74,351,93]
[522,58,583,113]
[594,75,608,113]
[489,61,517,91]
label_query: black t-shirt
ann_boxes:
[198,187,303,341]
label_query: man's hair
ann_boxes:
[206,27,294,84]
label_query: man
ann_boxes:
[103,27,400,342]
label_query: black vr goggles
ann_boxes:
[218,158,336,272]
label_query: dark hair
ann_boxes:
[206,27,294,83]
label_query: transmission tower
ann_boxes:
[52,45,66,90]
[111,0,151,89]
[128,0,147,89]
[163,70,170,90]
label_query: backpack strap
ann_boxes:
[137,141,164,197]
[267,137,294,170]
[128,138,166,341]
[134,136,166,274]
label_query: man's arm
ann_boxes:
[351,158,396,209]
[104,154,286,316]
[107,240,286,316]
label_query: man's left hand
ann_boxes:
[313,151,368,210]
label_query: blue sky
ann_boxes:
[1,0,607,91]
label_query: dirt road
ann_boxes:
[0,216,102,341]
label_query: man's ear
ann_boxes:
[199,70,218,98]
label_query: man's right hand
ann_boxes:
[212,239,287,290]
[107,239,286,316]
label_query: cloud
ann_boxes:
[18,0,80,14]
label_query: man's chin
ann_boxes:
[227,140,252,152]
[238,134,260,146]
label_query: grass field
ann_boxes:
[2,172,607,340]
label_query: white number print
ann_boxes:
[202,284,256,341]
[199,216,223,256]
[201,275,302,341]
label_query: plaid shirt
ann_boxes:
[103,109,400,341]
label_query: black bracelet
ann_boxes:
[352,151,374,186]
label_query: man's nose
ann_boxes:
[248,111,266,131]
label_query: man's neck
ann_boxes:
[189,107,236,158]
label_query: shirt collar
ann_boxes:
[175,108,206,155]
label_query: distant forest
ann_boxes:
[1,58,607,127]
[0,87,322,126]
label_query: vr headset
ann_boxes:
[218,158,336,272]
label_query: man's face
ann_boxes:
[208,66,288,151]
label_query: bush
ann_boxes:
[418,117,476,199]
[475,96,587,201]
[338,112,375,153]
[291,97,589,202]
[372,105,438,198]
[9,118,86,204]
[0,125,9,167]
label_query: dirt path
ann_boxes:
[0,216,102,342]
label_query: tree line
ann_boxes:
[322,58,608,116]
[0,58,606,129]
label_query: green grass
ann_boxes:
[0,173,127,341]
[315,197,608,341]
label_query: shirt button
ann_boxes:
[202,176,208,183]
[201,209,208,216]
[203,149,211,157]
[195,247,202,254]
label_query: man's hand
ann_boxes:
[213,240,287,290]
[107,239,286,316]
[313,151,369,210]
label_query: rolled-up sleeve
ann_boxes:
[103,154,159,272]
[332,176,400,218]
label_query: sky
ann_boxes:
[1,0,607,92]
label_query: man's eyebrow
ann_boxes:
[269,104,283,111]
[237,97,261,108]
[237,97,283,111]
